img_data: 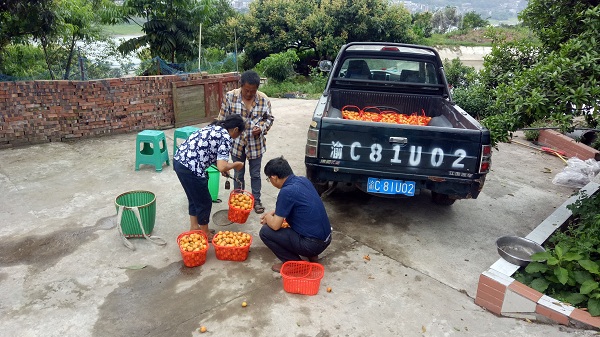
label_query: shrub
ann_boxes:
[255,49,299,83]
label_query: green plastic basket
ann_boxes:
[115,190,156,238]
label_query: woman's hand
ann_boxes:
[232,161,244,171]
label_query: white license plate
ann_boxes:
[367,178,416,196]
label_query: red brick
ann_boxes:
[476,284,505,307]
[536,304,570,325]
[478,274,509,293]
[475,297,502,315]
[569,308,600,329]
[508,281,543,302]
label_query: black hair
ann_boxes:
[264,156,294,178]
[240,70,261,87]
[211,114,246,132]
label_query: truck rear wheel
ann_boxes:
[431,192,456,206]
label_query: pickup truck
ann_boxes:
[304,42,492,205]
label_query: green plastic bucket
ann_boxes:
[115,190,156,238]
[207,165,220,202]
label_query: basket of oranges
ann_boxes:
[212,230,253,261]
[177,230,209,267]
[228,189,254,224]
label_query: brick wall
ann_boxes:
[0,73,235,149]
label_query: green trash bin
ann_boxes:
[114,190,156,237]
[207,165,220,202]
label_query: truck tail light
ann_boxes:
[479,145,492,173]
[305,127,319,158]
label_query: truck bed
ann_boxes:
[325,89,480,129]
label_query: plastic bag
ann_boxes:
[552,158,600,188]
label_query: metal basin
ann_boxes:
[496,236,546,266]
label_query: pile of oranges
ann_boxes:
[229,193,253,211]
[213,231,253,261]
[178,232,207,252]
[213,230,252,248]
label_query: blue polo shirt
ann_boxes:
[275,175,331,241]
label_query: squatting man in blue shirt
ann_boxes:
[259,156,333,272]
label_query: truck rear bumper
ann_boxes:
[305,162,485,199]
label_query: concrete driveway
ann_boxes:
[0,98,596,337]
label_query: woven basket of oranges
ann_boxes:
[227,189,254,224]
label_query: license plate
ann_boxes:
[367,178,416,196]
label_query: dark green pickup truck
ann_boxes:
[304,42,492,205]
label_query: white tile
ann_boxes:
[537,295,575,316]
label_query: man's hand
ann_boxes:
[251,126,261,137]
[260,210,275,225]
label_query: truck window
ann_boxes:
[338,58,438,84]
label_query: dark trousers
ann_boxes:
[259,226,330,262]
[174,161,212,224]
[231,154,262,204]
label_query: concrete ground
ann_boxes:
[0,98,597,337]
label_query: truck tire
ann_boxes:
[431,192,456,206]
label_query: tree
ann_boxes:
[0,0,57,71]
[237,0,416,69]
[462,11,488,30]
[481,4,600,145]
[519,0,599,53]
[102,0,214,63]
[412,12,433,39]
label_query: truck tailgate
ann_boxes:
[318,118,482,177]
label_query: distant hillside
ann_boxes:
[397,0,527,21]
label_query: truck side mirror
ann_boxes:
[318,60,333,72]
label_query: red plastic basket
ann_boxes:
[280,261,325,295]
[212,231,253,261]
[227,189,254,224]
[177,230,209,267]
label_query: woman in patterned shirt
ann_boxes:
[173,115,245,239]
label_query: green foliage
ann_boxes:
[237,0,416,68]
[255,49,300,83]
[515,191,600,315]
[462,11,488,31]
[453,85,496,120]
[481,5,600,146]
[103,0,213,63]
[520,0,597,53]
[0,44,48,79]
[412,12,433,39]
[442,58,476,88]
[260,67,327,99]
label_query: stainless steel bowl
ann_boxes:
[496,236,546,266]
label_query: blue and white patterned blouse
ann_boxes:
[173,124,232,178]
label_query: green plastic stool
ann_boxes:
[135,130,170,172]
[207,165,220,202]
[173,126,200,156]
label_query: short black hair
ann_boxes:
[211,114,246,132]
[240,70,261,87]
[264,156,294,178]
